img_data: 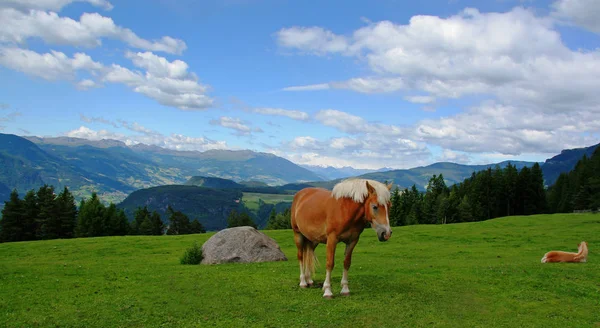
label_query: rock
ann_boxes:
[201,226,288,264]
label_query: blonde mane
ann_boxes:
[331,178,391,205]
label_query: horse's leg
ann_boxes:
[294,231,308,288]
[322,234,338,298]
[341,239,359,296]
[305,242,316,287]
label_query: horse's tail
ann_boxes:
[302,242,318,276]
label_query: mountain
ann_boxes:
[117,185,245,231]
[0,133,322,205]
[541,143,600,186]
[300,165,391,180]
[0,134,133,204]
[279,161,537,192]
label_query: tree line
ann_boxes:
[388,162,547,226]
[0,185,205,243]
[546,146,600,213]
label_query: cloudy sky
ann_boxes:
[1,0,599,169]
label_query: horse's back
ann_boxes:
[291,187,331,241]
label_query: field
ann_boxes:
[1,213,599,327]
[242,192,294,211]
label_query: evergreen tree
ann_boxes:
[166,205,191,235]
[54,187,77,238]
[132,206,151,235]
[76,193,105,237]
[389,187,403,226]
[0,189,24,242]
[149,211,165,235]
[20,190,39,241]
[227,209,257,229]
[266,208,291,230]
[189,219,206,233]
[36,185,58,240]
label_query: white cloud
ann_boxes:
[0,0,113,12]
[0,47,102,81]
[102,54,214,110]
[314,109,369,134]
[76,79,101,90]
[283,77,404,94]
[415,102,600,155]
[279,133,432,169]
[274,6,600,157]
[0,9,186,54]
[437,149,471,164]
[125,51,190,79]
[210,116,261,136]
[404,95,436,104]
[253,107,310,121]
[552,0,600,34]
[80,114,119,127]
[282,83,330,91]
[0,47,214,110]
[275,26,349,55]
[65,125,228,151]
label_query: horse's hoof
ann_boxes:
[300,285,309,289]
[340,292,350,296]
[323,295,334,299]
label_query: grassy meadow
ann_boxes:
[242,192,294,211]
[1,213,599,327]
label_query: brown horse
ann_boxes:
[290,178,393,298]
[541,241,588,263]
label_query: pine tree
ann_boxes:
[21,190,39,241]
[76,193,105,237]
[55,187,77,238]
[149,211,164,235]
[189,219,206,233]
[166,205,191,235]
[36,185,57,240]
[389,187,403,226]
[0,189,24,242]
[132,206,151,235]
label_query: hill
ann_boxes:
[184,176,244,189]
[278,160,538,192]
[0,134,133,203]
[0,133,322,204]
[117,185,245,231]
[541,143,600,186]
[1,213,598,327]
[300,164,390,180]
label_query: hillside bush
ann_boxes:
[180,241,203,265]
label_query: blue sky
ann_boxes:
[1,0,599,169]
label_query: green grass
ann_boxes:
[242,192,294,211]
[1,213,600,327]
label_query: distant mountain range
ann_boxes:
[299,164,392,180]
[0,133,597,208]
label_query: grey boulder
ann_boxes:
[201,226,288,264]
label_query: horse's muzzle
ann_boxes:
[378,229,391,242]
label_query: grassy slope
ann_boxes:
[1,213,599,327]
[242,192,294,211]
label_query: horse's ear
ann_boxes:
[366,181,376,195]
[386,183,393,191]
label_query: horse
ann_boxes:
[290,178,393,298]
[541,241,588,263]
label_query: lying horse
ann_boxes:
[541,241,588,263]
[290,178,393,298]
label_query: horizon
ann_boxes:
[7,131,580,172]
[1,0,599,170]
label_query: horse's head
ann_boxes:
[364,181,393,242]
